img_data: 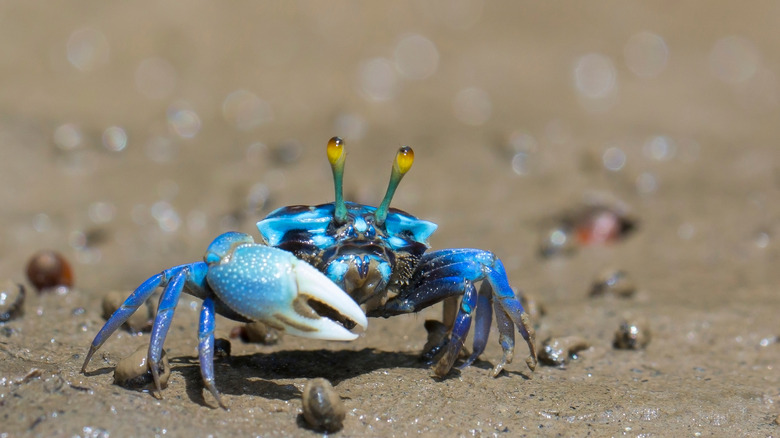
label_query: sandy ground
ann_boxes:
[1,2,779,437]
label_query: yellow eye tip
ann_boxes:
[395,146,414,174]
[327,136,345,165]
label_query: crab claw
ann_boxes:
[279,256,368,340]
[205,236,367,341]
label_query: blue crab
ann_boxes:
[82,137,537,409]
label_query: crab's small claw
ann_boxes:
[205,237,367,341]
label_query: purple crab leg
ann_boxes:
[148,266,188,395]
[432,279,477,376]
[458,281,493,370]
[492,294,515,376]
[485,258,536,372]
[198,296,226,409]
[370,248,537,376]
[81,272,164,372]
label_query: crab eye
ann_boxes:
[327,136,345,166]
[375,146,415,226]
[395,146,414,174]
[327,136,348,224]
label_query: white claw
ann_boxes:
[287,258,368,341]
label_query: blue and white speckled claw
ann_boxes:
[205,232,367,340]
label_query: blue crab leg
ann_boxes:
[432,279,477,376]
[485,258,536,371]
[492,294,515,377]
[81,272,165,373]
[458,281,493,370]
[371,248,537,376]
[197,296,225,409]
[147,266,190,394]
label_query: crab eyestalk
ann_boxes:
[327,136,348,224]
[375,146,414,226]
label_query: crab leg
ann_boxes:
[147,266,189,395]
[197,296,225,409]
[492,293,516,377]
[81,272,164,372]
[458,281,493,370]
[370,248,536,376]
[431,279,477,376]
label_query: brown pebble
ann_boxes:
[0,281,25,323]
[102,290,155,333]
[520,292,546,326]
[113,345,170,391]
[302,378,345,433]
[589,268,636,298]
[539,336,591,367]
[614,318,651,350]
[25,250,73,292]
[233,321,280,344]
[214,338,231,358]
[422,319,449,362]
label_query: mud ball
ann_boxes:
[421,320,449,363]
[302,378,345,433]
[539,336,591,367]
[101,290,155,333]
[0,281,25,322]
[613,318,651,350]
[231,321,280,345]
[589,268,636,298]
[214,338,231,358]
[25,250,74,292]
[113,345,170,391]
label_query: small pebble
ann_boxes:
[102,290,155,333]
[231,321,280,344]
[214,338,231,358]
[572,206,636,246]
[302,378,345,433]
[539,336,591,367]
[520,292,546,327]
[25,250,74,292]
[589,268,636,298]
[614,317,651,350]
[539,204,637,257]
[0,281,25,323]
[539,223,577,257]
[421,319,450,363]
[113,345,170,390]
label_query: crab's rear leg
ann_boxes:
[370,248,536,376]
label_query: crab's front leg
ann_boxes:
[81,261,211,396]
[369,248,537,377]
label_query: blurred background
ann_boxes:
[1,2,777,288]
[1,2,779,435]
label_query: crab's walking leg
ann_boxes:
[431,278,477,376]
[198,296,226,409]
[458,282,493,370]
[371,248,536,376]
[81,273,165,372]
[492,294,515,377]
[147,266,190,395]
[486,257,536,373]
